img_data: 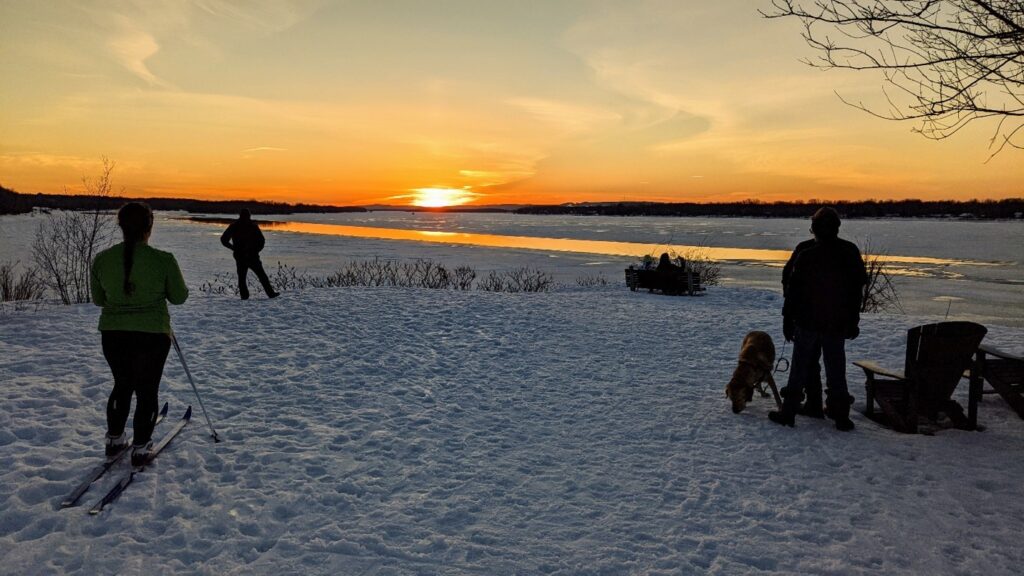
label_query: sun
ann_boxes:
[411,187,476,208]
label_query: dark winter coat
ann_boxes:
[220,218,266,259]
[783,237,867,337]
[782,238,816,297]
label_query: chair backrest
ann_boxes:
[905,321,987,413]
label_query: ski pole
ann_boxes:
[170,331,222,443]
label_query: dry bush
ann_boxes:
[451,266,476,291]
[476,271,505,292]
[271,262,310,291]
[639,247,722,286]
[199,272,241,296]
[575,273,609,287]
[677,248,721,286]
[501,267,554,293]
[201,259,557,295]
[0,261,47,302]
[32,158,118,304]
[861,240,904,314]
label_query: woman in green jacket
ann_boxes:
[91,202,188,466]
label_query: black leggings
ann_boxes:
[102,331,171,445]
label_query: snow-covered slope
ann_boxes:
[1,286,1022,575]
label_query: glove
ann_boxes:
[847,324,860,340]
[783,317,795,342]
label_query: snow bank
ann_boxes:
[1,285,1022,575]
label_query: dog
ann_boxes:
[725,331,783,414]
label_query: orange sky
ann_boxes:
[1,1,1021,207]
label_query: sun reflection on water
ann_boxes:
[182,217,980,278]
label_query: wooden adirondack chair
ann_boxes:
[973,344,1024,420]
[853,321,987,433]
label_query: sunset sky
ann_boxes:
[1,1,1021,207]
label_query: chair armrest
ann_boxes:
[979,344,1024,363]
[852,360,906,380]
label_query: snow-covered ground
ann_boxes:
[2,284,1023,575]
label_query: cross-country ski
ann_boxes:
[59,402,168,509]
[88,406,192,515]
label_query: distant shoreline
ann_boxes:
[2,186,1021,220]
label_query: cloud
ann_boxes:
[193,0,324,34]
[107,17,171,87]
[0,153,96,170]
[95,2,323,88]
[506,98,620,134]
[244,147,288,153]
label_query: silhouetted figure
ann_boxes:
[655,251,679,270]
[771,207,866,431]
[782,238,824,418]
[221,209,278,300]
[91,202,188,466]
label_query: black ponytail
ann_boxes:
[117,202,154,296]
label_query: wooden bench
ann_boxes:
[967,344,1024,422]
[625,268,704,296]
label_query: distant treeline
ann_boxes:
[3,185,1022,219]
[514,199,1024,220]
[0,186,366,216]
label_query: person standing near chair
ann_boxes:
[771,207,866,431]
[91,202,188,465]
[782,237,825,418]
[221,209,279,299]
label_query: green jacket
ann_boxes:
[91,242,188,334]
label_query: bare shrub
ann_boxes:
[0,261,47,302]
[199,272,239,296]
[361,258,399,286]
[476,271,505,292]
[639,247,722,286]
[676,247,721,287]
[404,259,451,289]
[270,262,313,291]
[201,259,557,295]
[452,266,476,290]
[861,240,904,314]
[576,273,609,287]
[501,267,554,293]
[200,262,316,295]
[32,158,118,304]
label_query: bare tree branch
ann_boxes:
[764,0,1024,152]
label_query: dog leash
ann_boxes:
[774,340,790,374]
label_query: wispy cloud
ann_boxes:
[107,17,171,88]
[506,98,620,134]
[193,0,323,34]
[0,153,96,170]
[244,147,288,153]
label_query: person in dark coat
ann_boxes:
[656,252,679,272]
[782,238,824,418]
[220,209,278,300]
[771,207,867,431]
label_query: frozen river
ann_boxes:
[2,211,1022,326]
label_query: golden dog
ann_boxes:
[725,331,783,414]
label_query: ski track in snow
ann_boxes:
[1,285,1023,575]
